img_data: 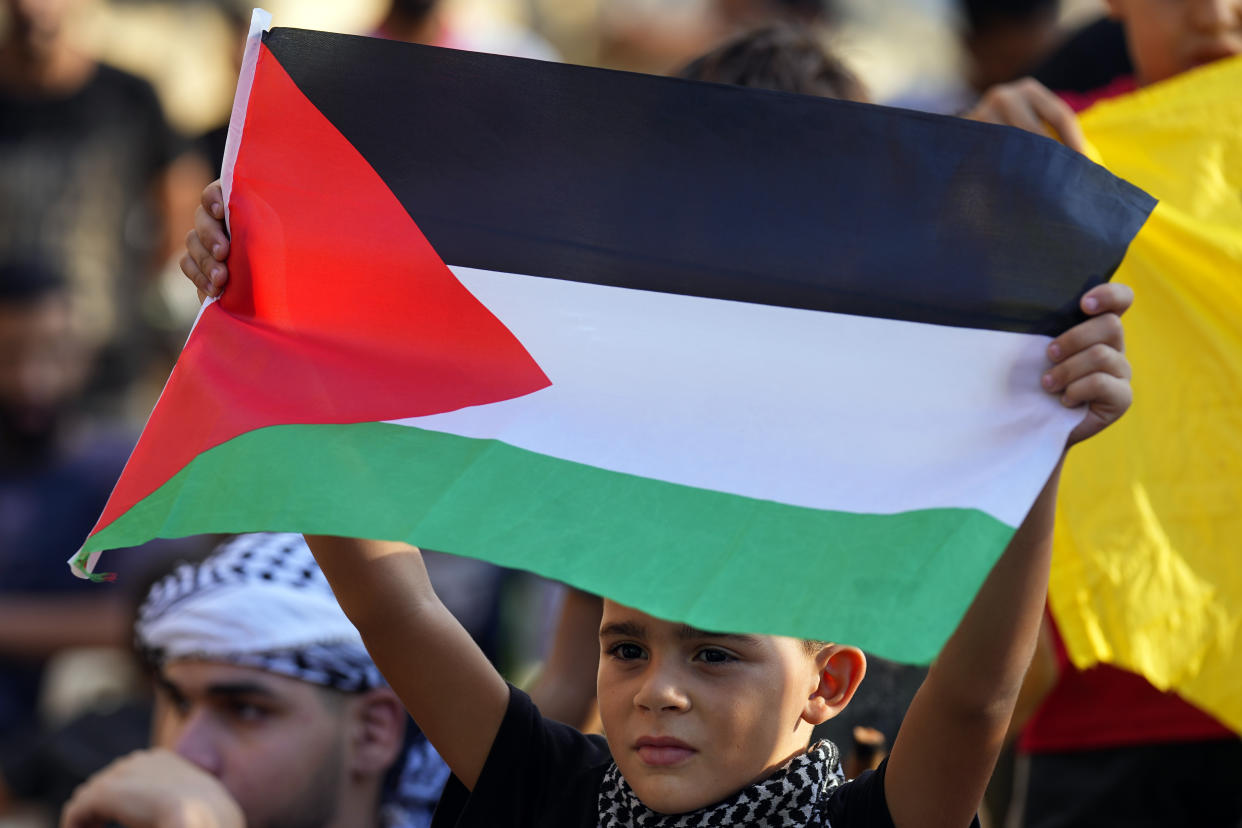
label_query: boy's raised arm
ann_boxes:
[883,282,1133,828]
[306,536,511,790]
[181,181,510,788]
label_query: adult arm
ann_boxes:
[180,180,514,788]
[883,283,1132,828]
[526,587,603,730]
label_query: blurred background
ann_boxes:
[5,0,1113,135]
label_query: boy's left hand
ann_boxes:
[1043,282,1133,447]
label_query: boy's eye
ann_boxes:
[608,642,646,661]
[694,647,735,665]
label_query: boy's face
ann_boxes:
[596,601,826,814]
[1107,0,1242,85]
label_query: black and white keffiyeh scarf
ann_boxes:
[598,741,846,828]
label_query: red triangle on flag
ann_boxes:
[91,44,549,536]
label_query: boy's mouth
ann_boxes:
[635,736,696,766]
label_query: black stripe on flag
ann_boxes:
[262,28,1154,336]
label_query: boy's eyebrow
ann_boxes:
[599,620,645,639]
[674,624,762,646]
[598,620,761,647]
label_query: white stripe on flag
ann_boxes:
[388,266,1084,526]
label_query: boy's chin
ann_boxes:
[625,766,742,816]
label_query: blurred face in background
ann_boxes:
[1107,0,1242,84]
[153,660,351,828]
[3,0,77,56]
[0,291,89,446]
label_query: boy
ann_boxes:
[182,178,1133,826]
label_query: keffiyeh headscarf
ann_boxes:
[136,532,380,690]
[137,533,449,828]
[598,741,846,828]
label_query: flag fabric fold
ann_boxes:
[1055,55,1242,732]
[73,14,1153,662]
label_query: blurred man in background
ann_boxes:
[66,533,449,828]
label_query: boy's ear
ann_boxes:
[803,644,866,726]
[347,687,407,779]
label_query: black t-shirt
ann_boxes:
[431,685,899,827]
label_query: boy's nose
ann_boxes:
[633,662,691,713]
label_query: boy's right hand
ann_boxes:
[965,77,1087,155]
[179,179,230,301]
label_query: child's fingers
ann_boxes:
[194,202,230,263]
[182,225,221,298]
[191,204,230,295]
[1042,342,1130,393]
[1048,312,1124,363]
[180,229,215,297]
[1079,282,1134,317]
[1060,371,1132,412]
[179,250,211,302]
[1063,373,1132,446]
[202,178,225,220]
[1054,283,1135,446]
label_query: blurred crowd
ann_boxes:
[1,0,1237,826]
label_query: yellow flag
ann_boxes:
[1054,55,1242,733]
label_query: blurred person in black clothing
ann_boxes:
[959,0,1062,93]
[0,0,184,412]
[0,260,137,752]
[959,1,1133,101]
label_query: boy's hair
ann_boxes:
[678,24,868,103]
[802,638,829,656]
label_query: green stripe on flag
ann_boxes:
[87,422,1014,662]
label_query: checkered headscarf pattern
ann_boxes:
[136,532,382,692]
[140,532,325,615]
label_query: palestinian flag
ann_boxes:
[72,12,1153,661]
